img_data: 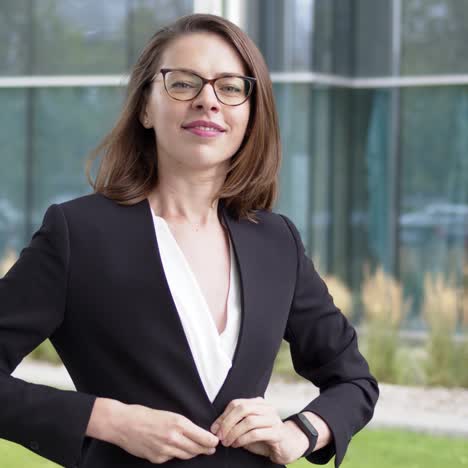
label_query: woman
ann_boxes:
[0,13,378,468]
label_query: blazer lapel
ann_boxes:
[143,199,281,414]
[142,197,265,413]
[213,201,266,411]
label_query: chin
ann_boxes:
[185,151,232,170]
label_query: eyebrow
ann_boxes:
[164,67,245,77]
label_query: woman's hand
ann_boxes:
[109,403,220,464]
[209,397,312,465]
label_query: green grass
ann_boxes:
[1,429,467,468]
[290,429,468,468]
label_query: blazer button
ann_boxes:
[29,441,39,451]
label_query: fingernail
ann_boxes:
[211,423,219,433]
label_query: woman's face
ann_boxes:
[142,32,251,174]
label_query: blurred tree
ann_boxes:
[402,0,468,75]
[0,0,28,75]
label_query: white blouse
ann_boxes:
[151,213,242,403]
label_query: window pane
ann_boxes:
[245,0,314,71]
[354,88,395,291]
[0,89,27,263]
[353,0,392,76]
[399,87,468,327]
[402,0,468,75]
[34,0,128,75]
[129,0,194,67]
[274,83,314,247]
[32,87,125,229]
[275,85,396,321]
[312,0,392,76]
[0,0,29,75]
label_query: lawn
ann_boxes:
[1,428,467,468]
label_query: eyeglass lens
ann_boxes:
[164,70,251,105]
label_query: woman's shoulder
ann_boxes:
[236,208,298,247]
[58,192,141,217]
[54,192,147,231]
[251,207,296,231]
[58,192,112,212]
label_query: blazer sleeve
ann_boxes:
[279,214,379,468]
[0,203,97,467]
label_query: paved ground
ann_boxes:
[11,359,468,438]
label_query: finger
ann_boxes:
[213,397,266,428]
[180,418,219,448]
[212,398,257,431]
[223,414,272,446]
[231,427,277,449]
[218,402,271,440]
[165,444,196,461]
[170,433,218,458]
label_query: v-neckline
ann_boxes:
[142,196,249,412]
[151,213,233,338]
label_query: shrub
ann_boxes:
[421,272,458,387]
[0,247,17,277]
[360,265,411,383]
[322,274,353,318]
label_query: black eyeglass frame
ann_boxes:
[154,68,257,106]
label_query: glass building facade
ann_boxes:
[1,0,467,331]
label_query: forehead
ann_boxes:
[160,32,247,76]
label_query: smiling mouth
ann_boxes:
[182,126,225,137]
[186,125,223,131]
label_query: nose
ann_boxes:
[191,83,220,112]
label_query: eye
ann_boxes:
[216,76,245,95]
[221,85,242,93]
[170,81,197,89]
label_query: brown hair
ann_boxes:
[85,13,281,222]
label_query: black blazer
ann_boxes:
[0,193,378,468]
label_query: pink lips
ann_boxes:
[182,120,226,138]
[184,127,223,137]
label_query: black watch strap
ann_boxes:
[282,413,319,457]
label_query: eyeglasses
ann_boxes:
[155,68,256,106]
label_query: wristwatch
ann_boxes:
[282,413,319,457]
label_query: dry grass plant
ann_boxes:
[362,265,411,327]
[462,264,468,329]
[422,272,460,387]
[460,265,468,387]
[322,275,353,319]
[360,265,411,383]
[0,247,17,277]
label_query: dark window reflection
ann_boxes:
[32,87,125,228]
[129,0,193,68]
[0,90,27,260]
[400,87,468,323]
[0,0,194,76]
[0,0,29,75]
[246,0,314,72]
[34,0,128,75]
[402,0,468,75]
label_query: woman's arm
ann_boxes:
[0,204,97,467]
[85,397,125,442]
[279,213,379,468]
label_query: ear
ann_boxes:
[139,108,151,129]
[138,86,152,128]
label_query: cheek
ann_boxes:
[231,107,250,137]
[153,102,184,134]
